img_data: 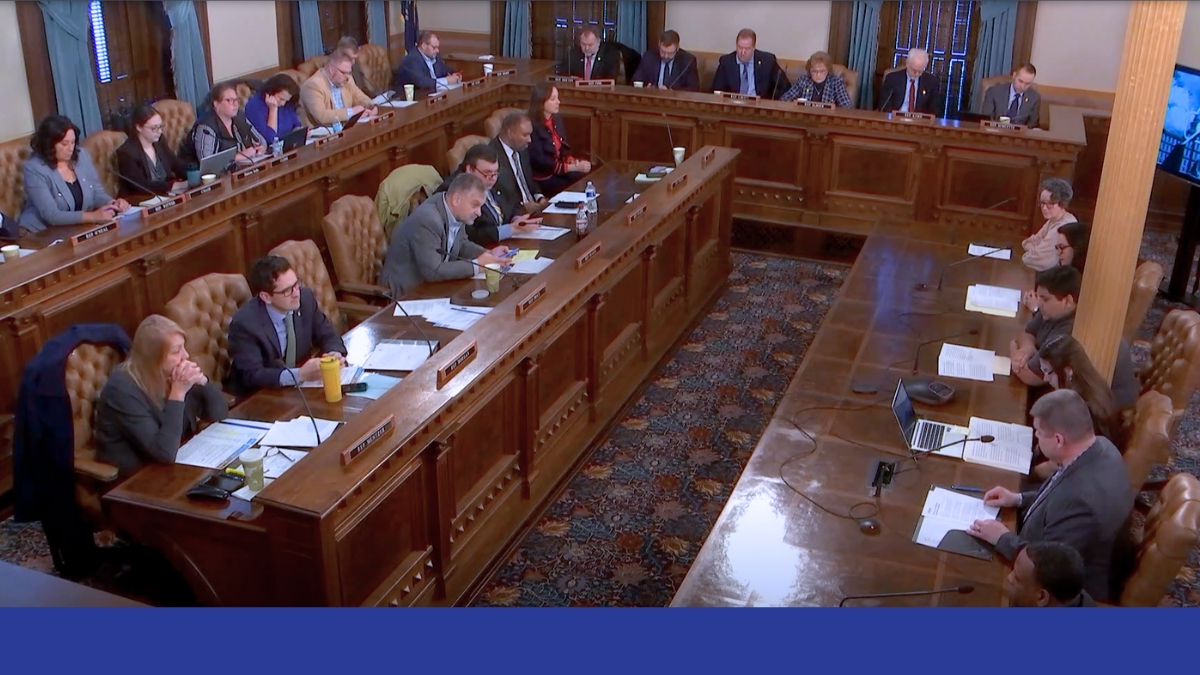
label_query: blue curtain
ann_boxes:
[616,1,647,52]
[366,0,387,46]
[299,0,323,59]
[38,0,103,136]
[163,2,210,108]
[971,0,1019,111]
[402,1,419,53]
[846,0,884,110]
[502,1,531,58]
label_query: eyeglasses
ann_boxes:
[219,97,239,104]
[271,281,301,296]
[1038,200,1058,207]
[142,124,164,132]
[473,168,499,179]
[1054,243,1070,252]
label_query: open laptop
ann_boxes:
[891,381,967,454]
[198,146,238,176]
[281,126,308,152]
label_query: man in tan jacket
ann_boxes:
[300,50,375,127]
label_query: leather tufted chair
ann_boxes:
[780,59,860,105]
[1138,309,1200,423]
[81,130,128,198]
[236,81,255,110]
[297,55,327,79]
[358,43,392,95]
[485,107,526,139]
[269,239,378,331]
[375,164,444,239]
[322,196,390,301]
[64,344,124,524]
[278,69,308,87]
[446,134,490,174]
[0,134,32,218]
[1124,261,1165,342]
[1117,472,1200,606]
[1121,391,1173,495]
[162,273,251,385]
[154,99,197,156]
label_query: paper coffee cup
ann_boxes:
[999,116,1011,123]
[484,63,494,75]
[404,84,415,101]
[201,173,216,184]
[1,245,19,261]
[484,263,502,293]
[240,447,265,492]
[633,81,644,88]
[672,147,686,166]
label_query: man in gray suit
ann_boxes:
[968,389,1132,602]
[381,172,510,296]
[981,63,1040,128]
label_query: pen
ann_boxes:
[951,485,984,493]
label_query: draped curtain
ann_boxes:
[38,0,104,136]
[401,1,419,53]
[846,0,884,110]
[616,1,647,52]
[501,1,531,58]
[366,0,388,46]
[298,0,323,59]
[971,0,1019,111]
[163,2,210,108]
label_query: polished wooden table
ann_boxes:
[0,560,147,607]
[672,222,1034,607]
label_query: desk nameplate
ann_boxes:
[980,119,1026,132]
[701,148,716,169]
[486,68,516,78]
[143,193,188,220]
[515,283,547,317]
[315,132,344,147]
[427,92,449,105]
[370,111,396,124]
[574,78,615,88]
[437,340,478,389]
[340,415,395,466]
[576,241,602,269]
[796,99,835,110]
[232,164,269,182]
[184,181,223,200]
[548,75,576,83]
[70,220,118,246]
[626,204,648,226]
[462,77,486,90]
[269,151,300,169]
[668,174,688,193]
[715,91,759,103]
[890,111,935,123]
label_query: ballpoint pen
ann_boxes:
[951,485,985,493]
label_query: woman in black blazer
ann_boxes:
[528,82,591,196]
[115,104,190,199]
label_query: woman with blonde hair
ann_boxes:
[95,315,228,476]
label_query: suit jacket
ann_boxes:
[299,69,373,127]
[780,74,854,108]
[434,170,510,246]
[710,50,790,99]
[225,288,347,396]
[560,43,622,80]
[528,113,576,181]
[994,436,1133,603]
[115,136,188,199]
[879,70,942,116]
[395,50,452,92]
[630,49,700,91]
[381,194,487,296]
[489,136,542,220]
[18,148,113,232]
[981,81,1041,128]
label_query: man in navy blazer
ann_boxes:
[878,47,942,116]
[631,30,700,91]
[395,30,461,93]
[709,28,789,99]
[225,255,347,396]
[560,26,622,80]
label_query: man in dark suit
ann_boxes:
[489,111,547,221]
[879,47,942,116]
[560,26,622,80]
[709,28,789,99]
[225,255,347,396]
[981,63,1041,128]
[1005,542,1096,607]
[435,143,543,245]
[631,30,700,91]
[969,389,1133,603]
[394,30,461,93]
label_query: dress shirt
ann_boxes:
[330,81,345,110]
[423,52,448,89]
[739,59,756,96]
[264,302,302,385]
[498,137,536,202]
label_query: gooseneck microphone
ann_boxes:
[277,359,325,446]
[381,290,438,357]
[664,56,695,90]
[911,329,980,374]
[909,435,995,463]
[877,87,895,112]
[838,584,974,607]
[113,169,172,202]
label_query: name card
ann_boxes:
[890,110,934,122]
[369,110,396,124]
[574,78,615,88]
[269,151,299,168]
[232,164,268,182]
[701,148,716,168]
[185,181,223,199]
[144,193,188,218]
[426,91,448,105]
[548,75,576,83]
[315,132,344,147]
[462,77,486,90]
[980,119,1025,132]
[715,91,760,103]
[575,241,602,269]
[667,174,688,193]
[796,99,836,110]
[515,282,547,317]
[626,203,647,226]
[70,220,118,246]
[437,340,478,389]
[485,68,516,78]
[340,415,394,466]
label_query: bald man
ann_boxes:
[879,47,942,116]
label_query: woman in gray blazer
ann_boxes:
[18,115,130,233]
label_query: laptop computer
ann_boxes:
[341,110,366,131]
[198,146,238,176]
[891,381,967,454]
[281,126,308,152]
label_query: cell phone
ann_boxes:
[342,382,369,393]
[204,473,244,493]
[502,248,519,258]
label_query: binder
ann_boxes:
[911,485,997,561]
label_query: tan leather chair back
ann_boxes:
[1122,391,1173,493]
[485,107,526,139]
[297,56,327,78]
[81,130,127,198]
[322,195,387,288]
[163,273,251,384]
[781,58,859,106]
[1120,472,1200,606]
[279,69,308,87]
[1124,261,1165,341]
[65,344,123,461]
[358,44,391,95]
[0,135,32,217]
[1139,309,1200,420]
[236,82,255,110]
[269,239,344,333]
[446,135,490,174]
[695,52,721,90]
[154,99,196,156]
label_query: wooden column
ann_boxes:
[1074,1,1187,380]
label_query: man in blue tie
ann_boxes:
[709,28,788,99]
[394,30,461,93]
[434,144,543,246]
[631,30,700,91]
[982,63,1041,128]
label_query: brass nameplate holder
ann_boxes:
[232,163,268,182]
[144,193,188,218]
[515,283,547,317]
[715,91,760,103]
[668,174,688,193]
[427,91,449,105]
[269,151,300,168]
[315,132,344,147]
[462,77,486,90]
[626,203,647,226]
[485,68,516,78]
[980,119,1025,132]
[70,220,118,246]
[574,78,615,88]
[890,110,935,122]
[701,148,716,168]
[548,75,576,83]
[341,415,394,466]
[576,241,602,269]
[796,99,836,110]
[370,110,396,123]
[437,340,478,389]
[185,181,223,200]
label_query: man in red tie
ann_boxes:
[562,26,620,80]
[879,47,942,117]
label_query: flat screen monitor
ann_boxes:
[1158,62,1200,186]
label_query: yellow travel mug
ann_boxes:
[320,356,342,402]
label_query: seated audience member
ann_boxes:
[94,315,228,476]
[528,82,592,196]
[301,51,376,127]
[1021,177,1077,271]
[381,173,511,295]
[968,389,1133,603]
[184,82,267,164]
[1005,542,1095,607]
[631,30,700,91]
[1056,221,1090,274]
[490,112,548,218]
[560,26,622,80]
[19,115,130,232]
[981,63,1040,128]
[710,28,789,98]
[1037,335,1124,444]
[115,104,189,199]
[879,47,941,116]
[334,36,380,98]
[435,143,542,245]
[226,256,347,396]
[781,51,853,108]
[395,30,461,92]
[245,74,303,146]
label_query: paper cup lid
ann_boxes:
[241,447,264,463]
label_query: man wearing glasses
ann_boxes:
[300,49,376,127]
[226,255,347,395]
[435,143,542,245]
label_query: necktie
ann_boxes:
[584,55,593,79]
[486,191,501,221]
[1025,467,1065,519]
[284,311,297,368]
[907,79,916,112]
[1007,92,1021,118]
[664,60,672,86]
[513,149,533,201]
[740,63,750,94]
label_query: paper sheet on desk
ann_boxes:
[510,257,554,274]
[394,298,450,316]
[967,244,1012,260]
[543,204,583,214]
[512,226,569,241]
[364,340,434,371]
[965,284,1020,317]
[259,416,341,447]
[511,249,539,262]
[424,306,488,331]
[914,486,999,549]
[352,373,402,400]
[175,421,268,468]
[965,417,1033,474]
[938,344,995,382]
[262,448,307,479]
[0,249,36,263]
[299,365,363,387]
[232,478,273,501]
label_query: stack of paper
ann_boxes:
[967,244,1013,260]
[964,416,1034,475]
[299,364,363,388]
[259,416,342,448]
[914,486,999,550]
[938,344,999,382]
[635,167,674,181]
[364,340,435,371]
[510,257,554,274]
[262,448,308,479]
[175,420,270,468]
[423,305,490,331]
[965,284,1021,317]
[513,226,570,241]
[394,298,450,317]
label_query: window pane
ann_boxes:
[89,0,111,84]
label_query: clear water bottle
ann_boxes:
[585,181,597,214]
[575,203,589,237]
[271,138,284,156]
[332,120,343,134]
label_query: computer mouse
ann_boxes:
[858,518,881,535]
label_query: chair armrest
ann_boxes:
[337,282,391,304]
[75,455,119,482]
[338,301,383,325]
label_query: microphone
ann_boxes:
[661,112,676,156]
[113,169,172,202]
[381,291,438,357]
[838,585,974,607]
[911,328,980,374]
[767,59,784,100]
[916,243,1013,292]
[909,435,995,461]
[878,87,895,112]
[664,56,695,90]
[277,359,325,447]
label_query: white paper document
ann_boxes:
[299,364,363,388]
[423,306,488,331]
[378,99,417,108]
[542,203,584,214]
[937,344,996,382]
[964,416,1034,475]
[232,478,273,501]
[914,486,1000,549]
[363,340,435,371]
[512,225,570,241]
[554,191,596,202]
[625,194,640,203]
[259,416,342,448]
[0,249,36,263]
[394,298,451,317]
[353,373,403,400]
[965,284,1021,317]
[967,244,1013,260]
[175,421,268,469]
[509,257,554,274]
[262,448,308,479]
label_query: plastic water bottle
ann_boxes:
[585,181,597,214]
[271,138,284,156]
[331,120,343,134]
[575,203,589,237]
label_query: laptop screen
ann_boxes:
[891,381,918,445]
